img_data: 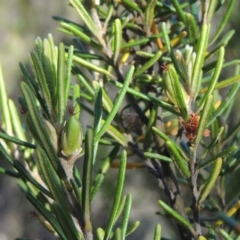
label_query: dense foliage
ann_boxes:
[1,0,240,239]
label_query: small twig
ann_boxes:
[189,146,201,236]
[90,4,113,58]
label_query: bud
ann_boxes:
[61,116,82,158]
[162,64,190,119]
[175,45,196,93]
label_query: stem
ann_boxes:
[153,115,195,239]
[189,146,201,236]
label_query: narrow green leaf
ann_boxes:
[19,62,50,118]
[208,83,240,126]
[115,196,126,227]
[70,178,82,204]
[109,79,180,116]
[171,0,186,24]
[199,47,224,108]
[135,51,154,58]
[134,51,162,76]
[113,19,122,63]
[144,0,157,36]
[82,129,94,233]
[161,22,171,53]
[152,127,189,160]
[166,65,189,119]
[72,83,81,119]
[153,224,161,240]
[191,23,210,99]
[92,81,113,114]
[13,160,52,198]
[0,62,12,134]
[185,13,198,46]
[136,74,161,84]
[121,38,150,49]
[73,165,82,187]
[121,32,164,49]
[69,0,98,36]
[60,22,91,42]
[96,228,105,240]
[114,228,122,240]
[42,37,57,109]
[0,131,36,149]
[90,92,101,127]
[194,94,213,146]
[199,158,222,204]
[21,82,66,179]
[74,51,105,61]
[207,0,218,23]
[126,221,140,236]
[103,5,114,31]
[158,200,192,229]
[121,194,132,240]
[36,147,67,204]
[165,141,190,179]
[200,74,240,93]
[210,0,236,45]
[73,55,114,79]
[52,201,80,240]
[104,150,127,240]
[93,87,102,163]
[219,228,232,240]
[0,143,13,165]
[37,157,80,238]
[144,152,172,162]
[121,0,142,14]
[57,42,66,123]
[0,167,19,178]
[207,30,235,60]
[30,50,52,112]
[91,174,104,202]
[76,73,95,97]
[0,143,52,197]
[95,66,134,142]
[198,145,237,169]
[91,146,120,202]
[26,192,67,240]
[144,104,157,150]
[8,100,27,142]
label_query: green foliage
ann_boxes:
[1,0,240,239]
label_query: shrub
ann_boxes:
[1,0,240,239]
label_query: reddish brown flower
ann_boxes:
[182,113,210,142]
[182,113,200,142]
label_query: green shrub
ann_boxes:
[1,0,240,239]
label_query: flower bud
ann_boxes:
[162,64,191,119]
[61,116,82,157]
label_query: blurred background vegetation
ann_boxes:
[0,1,240,239]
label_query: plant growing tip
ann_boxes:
[162,64,190,120]
[61,116,83,160]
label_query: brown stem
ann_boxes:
[189,146,201,237]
